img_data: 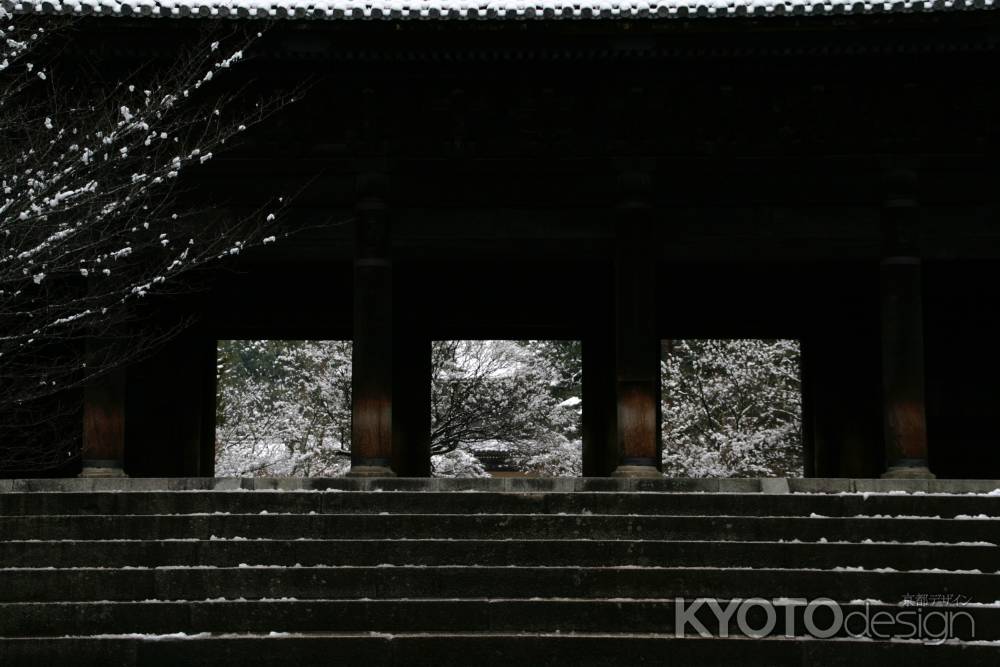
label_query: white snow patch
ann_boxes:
[10,0,994,22]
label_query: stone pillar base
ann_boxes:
[611,465,662,479]
[346,465,396,478]
[79,460,127,478]
[882,464,935,480]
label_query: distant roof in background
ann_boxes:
[4,0,996,20]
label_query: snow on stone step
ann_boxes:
[4,489,1000,517]
[3,565,999,604]
[1,538,996,571]
[6,0,1000,24]
[3,481,998,663]
[2,632,999,667]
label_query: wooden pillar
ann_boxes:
[880,178,933,479]
[880,257,932,478]
[349,198,395,477]
[611,204,661,478]
[81,367,127,477]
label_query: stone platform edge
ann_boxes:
[1,477,1000,494]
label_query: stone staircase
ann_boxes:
[1,477,998,666]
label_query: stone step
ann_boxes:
[1,513,996,542]
[5,476,1000,495]
[1,491,998,518]
[2,598,995,640]
[2,566,997,604]
[3,483,996,662]
[1,632,996,667]
[1,539,995,571]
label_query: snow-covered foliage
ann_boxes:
[430,339,582,476]
[215,340,352,477]
[0,14,292,470]
[430,449,489,478]
[519,434,583,477]
[217,338,803,479]
[216,339,583,478]
[661,339,802,478]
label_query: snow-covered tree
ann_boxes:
[216,338,583,477]
[660,339,802,478]
[431,449,489,478]
[431,340,574,451]
[216,340,352,477]
[0,16,292,470]
[217,337,801,479]
[518,432,582,477]
[429,339,582,476]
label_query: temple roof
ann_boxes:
[4,0,996,20]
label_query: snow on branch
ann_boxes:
[0,15,298,470]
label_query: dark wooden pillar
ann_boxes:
[81,367,127,477]
[611,204,661,478]
[349,198,395,477]
[880,177,933,479]
[880,256,932,478]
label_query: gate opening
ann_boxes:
[660,339,803,478]
[430,340,582,478]
[215,340,353,477]
[215,339,583,478]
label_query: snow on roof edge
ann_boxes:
[4,0,997,21]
